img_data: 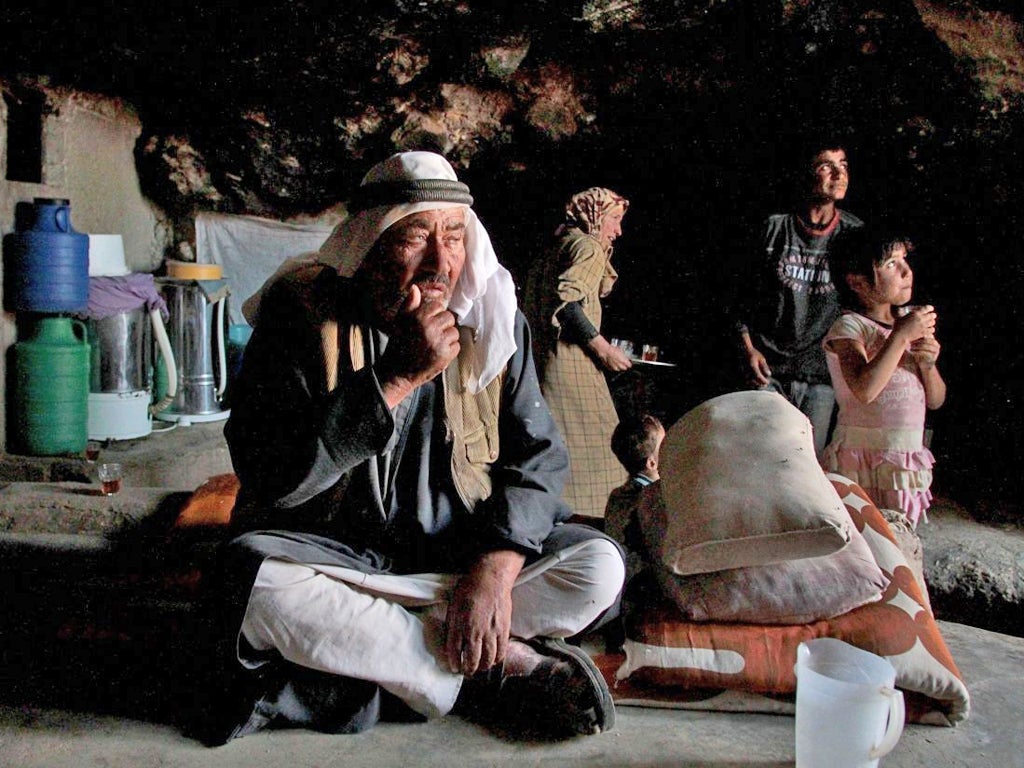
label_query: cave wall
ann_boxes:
[1,0,1022,512]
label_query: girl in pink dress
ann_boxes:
[822,230,946,527]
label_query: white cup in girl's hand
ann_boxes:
[896,304,933,318]
[896,305,936,339]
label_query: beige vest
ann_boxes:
[315,300,503,511]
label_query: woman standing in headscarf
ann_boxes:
[524,187,632,519]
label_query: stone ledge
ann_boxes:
[0,482,190,535]
[0,420,233,491]
[919,498,1024,638]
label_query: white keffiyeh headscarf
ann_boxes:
[245,151,517,394]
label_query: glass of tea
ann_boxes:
[611,338,635,358]
[98,462,123,496]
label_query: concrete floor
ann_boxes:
[0,620,1020,768]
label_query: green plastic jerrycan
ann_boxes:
[9,316,90,455]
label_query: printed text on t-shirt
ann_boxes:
[776,248,834,295]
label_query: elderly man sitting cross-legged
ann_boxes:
[206,151,625,744]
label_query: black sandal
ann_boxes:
[520,636,615,736]
[456,636,614,738]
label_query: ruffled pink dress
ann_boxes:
[822,311,934,527]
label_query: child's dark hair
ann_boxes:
[829,226,915,309]
[611,414,664,476]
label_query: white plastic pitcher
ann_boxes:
[794,638,905,768]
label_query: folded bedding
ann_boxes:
[610,476,970,726]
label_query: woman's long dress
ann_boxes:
[524,228,626,518]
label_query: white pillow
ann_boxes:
[648,391,851,576]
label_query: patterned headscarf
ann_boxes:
[559,186,629,296]
[559,187,630,237]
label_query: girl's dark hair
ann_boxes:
[829,226,915,309]
[611,414,664,476]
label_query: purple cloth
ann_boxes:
[84,274,168,320]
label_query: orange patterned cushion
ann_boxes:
[614,475,971,726]
[173,473,241,528]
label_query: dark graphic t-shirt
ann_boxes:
[735,210,864,383]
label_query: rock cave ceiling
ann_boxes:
[3,0,1021,224]
[5,0,742,213]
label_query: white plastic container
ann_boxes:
[87,390,151,441]
[87,234,130,276]
[794,638,905,768]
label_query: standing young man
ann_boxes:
[732,139,864,456]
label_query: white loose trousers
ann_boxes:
[240,537,624,719]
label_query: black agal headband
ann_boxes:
[349,179,474,213]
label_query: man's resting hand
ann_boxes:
[444,549,526,676]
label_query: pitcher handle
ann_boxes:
[54,205,71,232]
[869,687,905,759]
[71,318,88,344]
[149,308,178,415]
[214,297,228,397]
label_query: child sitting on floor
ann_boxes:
[822,227,946,528]
[605,413,665,581]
